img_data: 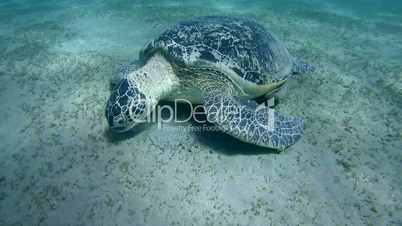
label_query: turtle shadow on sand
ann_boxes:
[193,127,280,156]
[103,123,150,143]
[189,118,280,155]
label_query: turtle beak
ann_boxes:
[107,113,129,132]
[105,102,137,133]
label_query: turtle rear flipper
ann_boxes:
[201,82,304,150]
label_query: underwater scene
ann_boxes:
[0,0,401,225]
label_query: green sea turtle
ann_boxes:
[105,16,314,150]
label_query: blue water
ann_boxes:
[0,1,401,225]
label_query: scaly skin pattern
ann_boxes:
[141,16,293,84]
[197,73,304,150]
[106,53,178,132]
[105,77,147,132]
[204,92,304,150]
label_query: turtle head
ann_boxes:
[105,77,152,132]
[105,53,177,132]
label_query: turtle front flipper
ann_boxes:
[201,82,304,150]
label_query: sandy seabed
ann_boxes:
[0,1,401,225]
